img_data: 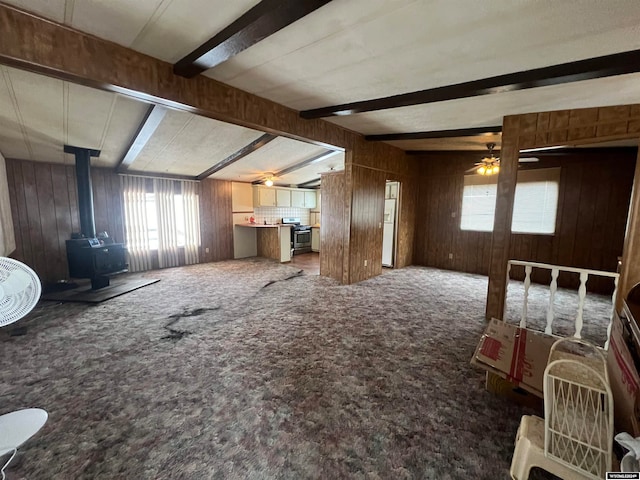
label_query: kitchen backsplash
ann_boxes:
[254,207,310,225]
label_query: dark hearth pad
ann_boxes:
[41,277,159,303]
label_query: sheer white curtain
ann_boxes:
[121,175,152,272]
[154,178,179,269]
[181,180,201,265]
[122,176,201,272]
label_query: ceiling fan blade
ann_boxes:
[518,157,539,163]
[465,166,480,173]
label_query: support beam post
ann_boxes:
[485,116,520,320]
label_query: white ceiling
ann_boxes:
[330,73,640,136]
[3,0,640,152]
[0,65,149,167]
[0,65,340,183]
[128,109,265,176]
[207,0,640,107]
[208,136,333,182]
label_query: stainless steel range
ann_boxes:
[282,217,312,255]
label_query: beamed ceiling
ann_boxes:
[0,0,639,177]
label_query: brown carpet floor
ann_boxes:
[0,259,613,479]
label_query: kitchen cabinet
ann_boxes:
[304,191,316,209]
[276,189,291,207]
[311,227,320,252]
[253,187,276,207]
[291,189,316,208]
[255,186,315,208]
[232,182,254,212]
[291,190,305,207]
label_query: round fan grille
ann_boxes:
[0,257,41,327]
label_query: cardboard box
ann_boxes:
[485,371,543,411]
[471,318,557,398]
[607,312,640,436]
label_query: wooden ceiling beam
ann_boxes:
[251,150,340,184]
[300,49,640,119]
[297,178,321,188]
[196,133,277,180]
[366,126,502,142]
[116,104,167,173]
[174,0,332,78]
[118,171,197,181]
[406,146,638,155]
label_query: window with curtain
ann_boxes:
[460,167,560,234]
[121,176,201,271]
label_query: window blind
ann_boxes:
[460,167,560,234]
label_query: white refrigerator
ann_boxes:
[382,198,396,267]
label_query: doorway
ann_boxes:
[382,181,400,268]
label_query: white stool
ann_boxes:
[510,415,589,479]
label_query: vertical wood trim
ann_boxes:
[486,116,520,320]
[342,159,353,284]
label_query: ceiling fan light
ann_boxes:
[493,165,500,174]
[477,166,486,175]
[486,167,493,175]
[264,178,273,187]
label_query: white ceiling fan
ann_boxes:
[466,142,539,175]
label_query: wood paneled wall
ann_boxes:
[5,158,124,284]
[347,165,387,282]
[320,172,345,282]
[342,141,419,284]
[199,179,233,263]
[6,159,234,284]
[413,150,636,293]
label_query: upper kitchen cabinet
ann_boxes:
[276,189,291,207]
[254,186,276,207]
[291,190,304,207]
[304,191,316,209]
[291,189,317,208]
[232,182,254,212]
[253,186,292,207]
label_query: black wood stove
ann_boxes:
[64,145,127,290]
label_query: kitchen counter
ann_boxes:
[236,223,292,228]
[234,224,291,262]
